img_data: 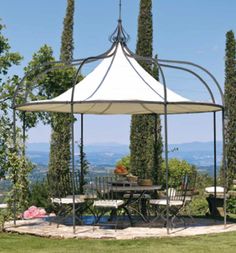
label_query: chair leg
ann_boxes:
[123,207,134,227]
[93,209,105,231]
[114,210,118,232]
[169,206,187,229]
[149,206,166,228]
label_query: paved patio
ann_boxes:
[4,217,236,239]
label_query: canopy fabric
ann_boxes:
[16,43,222,115]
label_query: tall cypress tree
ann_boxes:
[130,0,162,183]
[224,30,236,187]
[48,0,75,195]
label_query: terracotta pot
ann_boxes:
[138,179,153,186]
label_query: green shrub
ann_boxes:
[195,172,213,194]
[0,208,10,231]
[160,158,197,187]
[186,196,209,216]
[227,197,236,214]
[29,180,53,213]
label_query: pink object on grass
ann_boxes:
[23,206,47,219]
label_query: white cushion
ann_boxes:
[51,197,85,204]
[0,203,7,209]
[93,200,124,209]
[150,199,183,206]
[123,194,151,199]
[205,186,225,194]
[66,194,97,200]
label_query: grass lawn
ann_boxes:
[0,232,236,253]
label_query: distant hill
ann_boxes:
[169,141,222,153]
[26,141,223,171]
[27,142,129,154]
[27,141,222,154]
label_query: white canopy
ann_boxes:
[16,43,222,115]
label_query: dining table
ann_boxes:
[110,183,162,224]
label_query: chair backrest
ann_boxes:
[184,170,197,200]
[95,176,118,200]
[168,174,189,202]
[47,170,80,198]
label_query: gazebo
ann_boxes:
[12,9,226,234]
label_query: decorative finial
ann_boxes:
[119,0,122,21]
[109,0,130,43]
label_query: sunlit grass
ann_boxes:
[0,231,236,253]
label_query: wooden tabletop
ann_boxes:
[111,185,161,192]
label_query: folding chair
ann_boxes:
[93,176,126,230]
[183,171,197,223]
[149,174,189,228]
[48,171,85,227]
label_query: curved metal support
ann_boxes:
[70,43,117,103]
[12,60,62,108]
[159,63,216,104]
[158,59,224,105]
[124,47,216,105]
[24,63,78,104]
[13,44,116,108]
[83,44,119,101]
[121,47,164,100]
[23,56,116,104]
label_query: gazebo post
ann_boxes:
[153,60,170,234]
[71,103,76,234]
[164,105,170,234]
[154,114,158,185]
[222,109,227,227]
[22,112,26,157]
[80,113,84,194]
[13,108,17,226]
[213,112,217,216]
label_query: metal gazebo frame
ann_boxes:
[12,18,226,235]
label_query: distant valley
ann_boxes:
[27,141,223,179]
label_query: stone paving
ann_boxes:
[4,217,236,240]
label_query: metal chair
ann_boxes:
[183,171,197,223]
[93,176,127,230]
[48,171,85,226]
[149,174,189,228]
[205,186,227,216]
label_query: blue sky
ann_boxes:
[1,0,236,144]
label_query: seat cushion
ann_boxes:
[150,199,183,206]
[93,200,124,209]
[51,197,85,204]
[205,186,225,194]
[66,194,97,200]
[123,193,151,199]
[0,203,7,209]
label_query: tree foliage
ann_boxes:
[0,21,33,212]
[24,44,78,196]
[116,155,131,171]
[130,0,163,182]
[160,158,197,190]
[224,30,236,187]
[48,0,76,195]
